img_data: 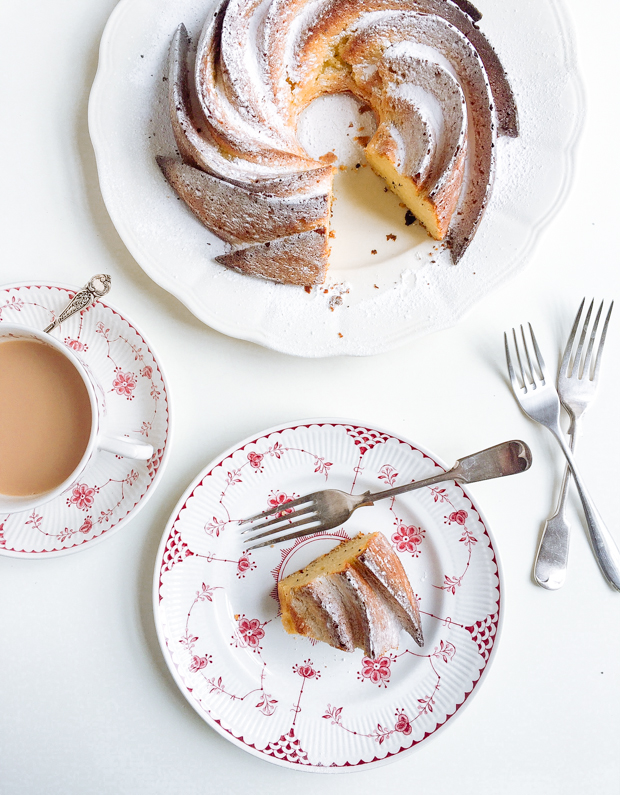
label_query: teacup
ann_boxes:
[0,323,153,514]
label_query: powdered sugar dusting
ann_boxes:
[90,0,583,356]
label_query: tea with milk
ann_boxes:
[0,339,92,496]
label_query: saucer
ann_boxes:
[154,420,500,770]
[0,283,171,557]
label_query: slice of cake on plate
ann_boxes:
[278,531,423,659]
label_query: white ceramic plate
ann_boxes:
[89,0,583,357]
[154,420,501,770]
[0,284,171,557]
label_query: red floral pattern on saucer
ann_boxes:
[0,284,170,557]
[154,421,500,770]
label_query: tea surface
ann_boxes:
[0,339,92,495]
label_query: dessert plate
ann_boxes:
[154,420,501,770]
[0,284,170,558]
[90,0,583,357]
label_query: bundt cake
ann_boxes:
[159,0,518,285]
[278,532,424,658]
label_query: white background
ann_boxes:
[0,0,618,792]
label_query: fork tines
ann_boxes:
[239,493,325,551]
[561,299,613,381]
[504,322,547,392]
[239,492,316,533]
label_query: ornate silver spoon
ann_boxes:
[44,274,112,333]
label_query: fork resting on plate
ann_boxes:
[240,440,532,550]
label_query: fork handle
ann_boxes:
[533,426,578,590]
[364,468,458,503]
[551,427,620,591]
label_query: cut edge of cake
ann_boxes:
[278,532,423,658]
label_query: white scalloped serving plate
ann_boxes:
[154,420,501,770]
[90,0,583,356]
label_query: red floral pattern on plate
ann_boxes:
[0,284,170,557]
[359,656,393,687]
[65,337,87,352]
[293,660,321,680]
[67,483,98,510]
[267,490,297,519]
[155,421,500,771]
[236,553,256,577]
[189,654,211,672]
[391,523,425,556]
[247,452,263,469]
[394,709,412,735]
[112,369,137,398]
[235,616,265,650]
[78,517,93,534]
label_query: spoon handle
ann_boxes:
[551,426,620,591]
[533,424,578,590]
[44,274,111,333]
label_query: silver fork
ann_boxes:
[534,300,613,589]
[239,440,532,550]
[505,322,620,591]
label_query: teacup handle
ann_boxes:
[98,434,153,461]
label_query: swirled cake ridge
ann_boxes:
[159,0,518,285]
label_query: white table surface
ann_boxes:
[1,1,619,792]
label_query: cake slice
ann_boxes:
[157,157,332,245]
[278,532,423,659]
[215,227,330,286]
